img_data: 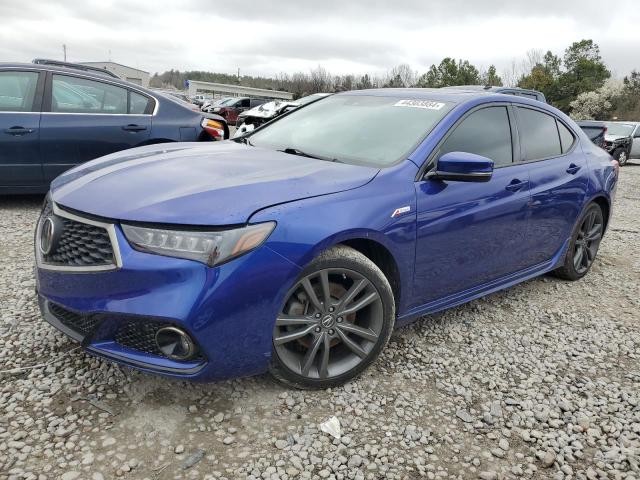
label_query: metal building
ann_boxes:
[78,62,150,87]
[186,80,293,100]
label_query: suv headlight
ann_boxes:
[122,222,275,266]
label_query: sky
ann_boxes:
[1,0,638,81]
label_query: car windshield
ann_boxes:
[606,123,634,136]
[249,95,454,167]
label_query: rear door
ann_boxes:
[0,70,44,187]
[516,106,589,266]
[40,73,153,182]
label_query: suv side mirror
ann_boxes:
[426,151,494,182]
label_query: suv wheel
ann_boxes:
[269,245,395,389]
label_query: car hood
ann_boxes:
[605,134,629,142]
[241,101,281,119]
[51,142,379,225]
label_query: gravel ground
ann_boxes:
[1,164,639,480]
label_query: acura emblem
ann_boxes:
[39,217,58,255]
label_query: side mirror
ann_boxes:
[426,151,494,182]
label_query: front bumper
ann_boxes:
[35,205,301,382]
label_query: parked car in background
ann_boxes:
[577,120,608,150]
[443,85,547,103]
[211,97,270,125]
[35,89,617,388]
[191,94,209,107]
[607,122,640,164]
[201,97,234,113]
[577,120,633,165]
[234,93,331,136]
[0,61,228,194]
[604,122,637,165]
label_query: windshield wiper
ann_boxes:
[234,136,254,146]
[278,147,342,163]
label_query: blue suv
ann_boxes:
[35,90,617,389]
[0,60,228,194]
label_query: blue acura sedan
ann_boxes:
[35,89,618,388]
[0,60,227,194]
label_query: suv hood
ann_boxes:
[51,142,378,225]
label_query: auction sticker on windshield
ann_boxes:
[394,99,446,110]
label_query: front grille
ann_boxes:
[115,321,201,360]
[49,303,101,337]
[38,200,115,268]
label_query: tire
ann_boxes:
[553,203,604,281]
[269,245,395,389]
[613,148,628,166]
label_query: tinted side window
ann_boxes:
[130,91,151,114]
[558,122,575,153]
[440,106,513,167]
[52,75,127,114]
[517,107,562,160]
[0,71,39,112]
[240,98,250,108]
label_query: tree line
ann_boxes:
[150,39,638,120]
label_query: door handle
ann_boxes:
[4,127,34,136]
[566,164,581,175]
[505,179,529,192]
[121,124,147,132]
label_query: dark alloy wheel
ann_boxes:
[270,246,395,389]
[613,148,628,166]
[554,203,604,280]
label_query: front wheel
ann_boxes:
[553,203,604,281]
[613,148,628,166]
[269,245,395,389]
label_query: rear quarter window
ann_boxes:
[558,122,575,153]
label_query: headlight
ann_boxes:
[122,222,275,266]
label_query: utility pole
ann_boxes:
[237,68,240,83]
[62,44,67,62]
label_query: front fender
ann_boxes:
[250,168,418,315]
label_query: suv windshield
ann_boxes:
[606,123,634,136]
[249,95,454,167]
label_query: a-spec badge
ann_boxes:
[391,206,411,218]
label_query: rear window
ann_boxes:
[517,107,562,160]
[580,126,604,141]
[52,75,127,114]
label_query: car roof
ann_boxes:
[339,87,540,104]
[0,62,148,91]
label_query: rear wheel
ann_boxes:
[554,203,604,280]
[269,245,395,389]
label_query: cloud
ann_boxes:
[0,0,638,79]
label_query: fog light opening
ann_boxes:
[155,327,196,361]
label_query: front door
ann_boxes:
[412,105,532,307]
[40,73,151,182]
[0,70,43,187]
